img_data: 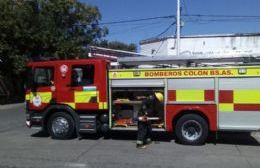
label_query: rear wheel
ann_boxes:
[47,112,75,139]
[175,114,208,145]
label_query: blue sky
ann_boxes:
[82,0,260,46]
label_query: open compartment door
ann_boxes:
[110,87,165,130]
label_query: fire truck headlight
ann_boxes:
[26,121,31,127]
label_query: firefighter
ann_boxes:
[136,92,163,149]
[72,68,83,86]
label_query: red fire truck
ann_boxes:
[25,58,260,145]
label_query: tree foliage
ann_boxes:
[95,40,137,52]
[0,0,107,75]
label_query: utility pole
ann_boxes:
[176,0,181,56]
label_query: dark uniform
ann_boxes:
[136,95,158,148]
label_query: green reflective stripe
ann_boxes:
[74,91,97,103]
[219,103,234,112]
[234,90,260,104]
[176,90,204,102]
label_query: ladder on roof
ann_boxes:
[117,55,260,67]
[88,46,260,67]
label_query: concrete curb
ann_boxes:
[0,103,25,110]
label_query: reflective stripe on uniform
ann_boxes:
[25,94,30,101]
[136,140,143,145]
[103,102,108,109]
[98,102,108,109]
[99,102,103,109]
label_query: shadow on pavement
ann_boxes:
[30,130,260,146]
[31,130,49,137]
[79,131,174,143]
[100,131,260,146]
[208,131,260,146]
[79,133,103,140]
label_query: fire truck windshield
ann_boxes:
[25,67,54,89]
[33,67,54,87]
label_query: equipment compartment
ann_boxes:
[111,87,165,129]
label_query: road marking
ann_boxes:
[65,163,87,168]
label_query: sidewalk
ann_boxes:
[0,102,25,110]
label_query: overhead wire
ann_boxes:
[183,14,260,18]
[184,17,260,24]
[79,13,260,43]
[108,21,170,36]
[98,15,175,25]
[155,21,176,38]
[76,14,260,27]
[154,21,176,54]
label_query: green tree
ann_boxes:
[0,0,108,102]
[0,0,107,76]
[95,40,137,52]
[0,0,33,75]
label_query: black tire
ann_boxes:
[175,114,208,145]
[47,112,75,139]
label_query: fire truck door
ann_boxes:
[29,66,55,109]
[218,78,260,130]
[68,64,98,110]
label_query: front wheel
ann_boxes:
[175,114,208,145]
[47,112,75,139]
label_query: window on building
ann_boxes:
[71,65,95,86]
[34,67,54,87]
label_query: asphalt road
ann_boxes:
[0,104,260,168]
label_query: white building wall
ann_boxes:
[140,34,260,58]
[140,40,169,56]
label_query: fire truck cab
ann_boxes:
[25,58,260,145]
[26,59,109,138]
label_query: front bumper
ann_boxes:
[26,110,44,130]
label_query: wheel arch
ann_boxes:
[172,110,209,131]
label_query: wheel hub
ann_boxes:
[181,120,202,141]
[52,117,69,135]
